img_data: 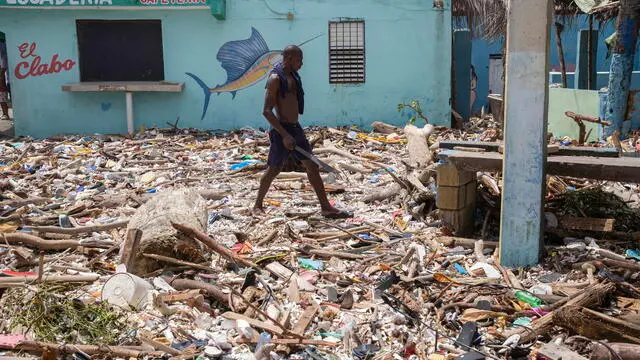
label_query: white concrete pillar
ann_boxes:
[126,92,134,135]
[499,0,552,267]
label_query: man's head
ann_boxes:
[282,45,303,71]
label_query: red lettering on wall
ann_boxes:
[13,42,75,80]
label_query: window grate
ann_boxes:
[329,20,365,84]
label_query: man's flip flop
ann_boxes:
[323,210,353,219]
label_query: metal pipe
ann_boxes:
[126,92,134,135]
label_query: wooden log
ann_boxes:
[26,219,129,235]
[362,184,401,203]
[554,306,640,344]
[15,340,163,358]
[122,189,208,276]
[436,236,499,250]
[602,258,640,272]
[590,343,640,360]
[142,253,216,272]
[0,274,99,286]
[404,124,434,167]
[222,312,284,335]
[500,282,616,343]
[172,222,261,270]
[371,121,404,135]
[166,278,229,306]
[2,232,79,250]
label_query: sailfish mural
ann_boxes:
[187,27,321,120]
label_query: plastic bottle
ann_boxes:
[515,291,543,307]
[255,332,271,352]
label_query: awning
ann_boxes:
[0,0,226,19]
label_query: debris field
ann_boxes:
[1,118,640,360]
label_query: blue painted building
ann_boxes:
[467,15,640,114]
[0,0,452,138]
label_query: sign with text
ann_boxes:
[14,42,75,79]
[0,0,209,7]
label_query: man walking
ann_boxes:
[0,38,10,120]
[253,45,350,219]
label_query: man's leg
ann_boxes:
[0,102,8,119]
[300,160,340,215]
[253,166,282,212]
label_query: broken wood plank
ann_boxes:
[139,331,182,356]
[437,140,620,157]
[157,289,203,304]
[292,302,320,336]
[120,228,142,272]
[559,216,615,232]
[25,219,129,235]
[222,312,284,336]
[501,282,616,343]
[142,253,215,272]
[498,143,559,154]
[536,342,588,360]
[617,297,640,311]
[172,222,261,270]
[15,340,163,358]
[437,150,640,183]
[554,306,640,344]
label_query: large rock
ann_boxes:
[120,188,208,276]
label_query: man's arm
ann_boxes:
[263,74,295,149]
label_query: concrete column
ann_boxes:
[499,0,552,267]
[453,29,472,122]
[575,30,599,90]
[604,0,639,137]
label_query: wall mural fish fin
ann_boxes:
[216,27,270,85]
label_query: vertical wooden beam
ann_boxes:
[499,0,552,267]
[575,30,599,90]
[604,0,640,137]
[453,29,472,124]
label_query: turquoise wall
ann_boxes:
[468,15,640,114]
[0,0,452,138]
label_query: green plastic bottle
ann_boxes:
[515,291,543,307]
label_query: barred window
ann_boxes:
[329,20,365,84]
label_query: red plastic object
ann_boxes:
[0,334,25,349]
[1,270,37,277]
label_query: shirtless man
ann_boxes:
[253,45,349,218]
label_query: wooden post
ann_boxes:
[453,29,472,125]
[436,163,476,236]
[554,20,568,88]
[604,0,640,137]
[499,0,552,267]
[575,29,598,90]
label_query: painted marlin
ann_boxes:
[187,27,321,120]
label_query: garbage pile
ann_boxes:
[0,118,639,360]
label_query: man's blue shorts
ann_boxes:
[267,122,313,168]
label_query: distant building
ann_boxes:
[0,0,452,138]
